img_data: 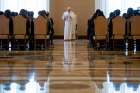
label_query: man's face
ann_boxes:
[67,7,71,13]
[68,9,71,13]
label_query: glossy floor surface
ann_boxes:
[0,40,140,93]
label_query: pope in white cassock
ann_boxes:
[62,7,77,40]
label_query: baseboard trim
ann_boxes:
[54,35,87,39]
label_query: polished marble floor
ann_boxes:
[0,40,140,93]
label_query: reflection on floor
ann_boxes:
[97,72,140,93]
[0,40,140,93]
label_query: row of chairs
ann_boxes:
[0,15,50,50]
[94,16,140,50]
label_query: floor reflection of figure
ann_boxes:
[10,82,20,93]
[25,72,40,93]
[0,84,4,93]
[41,78,50,93]
[64,41,76,71]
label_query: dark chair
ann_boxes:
[112,16,126,50]
[130,16,140,52]
[94,16,108,50]
[13,15,28,50]
[34,16,49,50]
[0,15,9,50]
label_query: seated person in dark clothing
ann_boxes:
[122,13,129,36]
[87,12,96,48]
[4,10,13,35]
[45,12,54,46]
[107,12,115,50]
[19,9,30,50]
[87,9,104,48]
[122,12,135,51]
[4,10,14,50]
[28,11,34,50]
[20,9,30,36]
[126,8,134,36]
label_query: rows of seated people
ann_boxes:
[87,8,140,51]
[0,9,54,50]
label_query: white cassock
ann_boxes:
[62,11,77,40]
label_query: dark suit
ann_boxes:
[87,19,94,48]
[28,18,34,50]
[107,18,113,50]
[47,17,54,45]
[9,17,14,50]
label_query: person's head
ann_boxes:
[38,11,42,16]
[46,11,49,17]
[127,8,134,16]
[42,10,47,16]
[133,10,138,16]
[100,11,104,16]
[38,10,45,17]
[95,9,104,16]
[30,11,34,17]
[19,9,28,17]
[95,9,101,15]
[67,6,71,12]
[11,12,15,17]
[122,13,128,19]
[109,12,115,19]
[114,9,120,16]
[28,11,34,18]
[0,11,4,15]
[116,9,121,16]
[4,9,11,17]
